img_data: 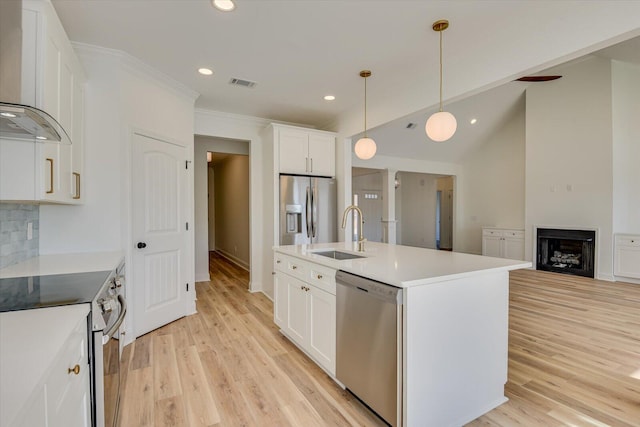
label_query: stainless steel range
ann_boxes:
[91,261,126,427]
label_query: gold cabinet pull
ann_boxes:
[73,172,80,199]
[292,265,297,270]
[46,158,54,194]
[317,274,323,279]
[68,364,80,375]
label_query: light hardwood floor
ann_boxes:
[119,253,640,426]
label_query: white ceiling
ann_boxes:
[51,0,640,162]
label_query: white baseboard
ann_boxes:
[615,276,640,285]
[195,273,211,282]
[250,288,273,302]
[215,249,250,271]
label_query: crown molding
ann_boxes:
[194,108,316,130]
[72,42,200,103]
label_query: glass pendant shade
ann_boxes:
[355,137,377,160]
[425,111,457,142]
[426,19,456,143]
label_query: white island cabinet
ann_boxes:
[273,242,531,427]
[273,252,337,374]
[0,304,91,427]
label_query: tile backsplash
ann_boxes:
[0,203,39,269]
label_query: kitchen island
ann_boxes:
[273,241,531,427]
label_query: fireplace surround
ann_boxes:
[536,228,595,278]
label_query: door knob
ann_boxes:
[137,242,147,249]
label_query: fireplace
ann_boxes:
[536,228,595,278]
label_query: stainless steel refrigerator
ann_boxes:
[280,174,337,245]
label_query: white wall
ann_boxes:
[612,60,640,235]
[352,170,383,242]
[193,135,249,282]
[208,166,215,250]
[214,155,250,269]
[459,100,526,255]
[525,57,614,279]
[396,172,439,249]
[437,176,454,249]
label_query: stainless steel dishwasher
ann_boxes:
[336,270,403,427]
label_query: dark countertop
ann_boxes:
[0,270,112,313]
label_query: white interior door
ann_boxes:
[132,133,187,337]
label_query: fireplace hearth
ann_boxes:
[536,228,595,278]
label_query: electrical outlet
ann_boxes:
[27,222,33,240]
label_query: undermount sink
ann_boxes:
[312,250,366,260]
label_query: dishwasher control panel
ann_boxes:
[336,270,403,304]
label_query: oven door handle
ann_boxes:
[102,295,127,345]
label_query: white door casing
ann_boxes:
[132,133,188,337]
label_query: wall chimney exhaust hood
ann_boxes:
[0,0,71,144]
[0,103,70,143]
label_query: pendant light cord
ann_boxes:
[439,28,443,112]
[364,75,368,138]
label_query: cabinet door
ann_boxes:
[42,33,61,122]
[46,317,91,427]
[307,133,335,177]
[482,236,502,257]
[615,246,640,279]
[279,128,309,175]
[70,80,85,202]
[273,272,288,329]
[307,285,336,374]
[284,275,307,345]
[503,237,524,260]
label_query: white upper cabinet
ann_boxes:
[277,125,336,177]
[0,0,86,204]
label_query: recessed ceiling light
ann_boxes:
[0,112,17,118]
[36,136,47,140]
[470,118,478,125]
[323,95,336,101]
[212,0,235,12]
[198,68,213,76]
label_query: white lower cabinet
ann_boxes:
[614,234,640,279]
[4,307,91,427]
[274,252,336,375]
[482,228,525,260]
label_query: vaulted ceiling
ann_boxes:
[52,0,640,160]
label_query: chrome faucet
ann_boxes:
[341,205,366,252]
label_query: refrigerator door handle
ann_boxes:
[311,185,318,238]
[305,186,312,238]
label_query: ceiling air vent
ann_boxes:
[406,122,417,129]
[229,78,257,88]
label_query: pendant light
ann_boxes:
[426,20,457,142]
[354,70,377,160]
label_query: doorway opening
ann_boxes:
[208,151,250,272]
[395,172,453,250]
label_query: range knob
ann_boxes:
[100,298,113,313]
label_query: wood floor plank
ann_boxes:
[119,253,640,427]
[175,345,221,426]
[119,366,154,426]
[154,396,187,427]
[152,333,182,400]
